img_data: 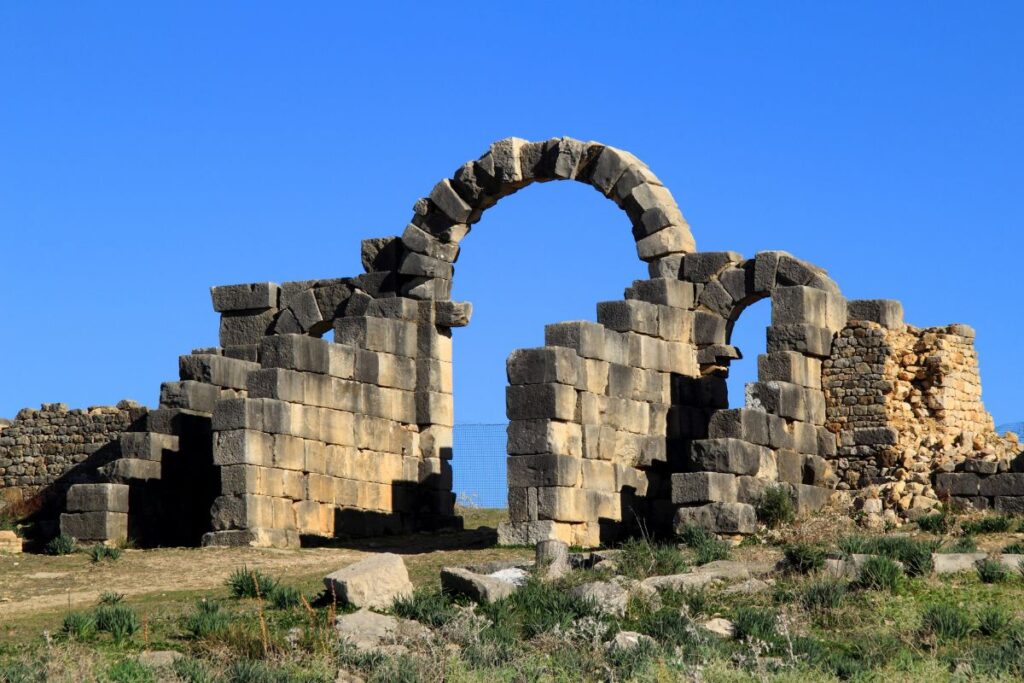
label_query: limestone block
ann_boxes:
[441,567,519,604]
[736,476,771,505]
[416,391,454,427]
[327,344,357,379]
[179,354,259,390]
[757,352,822,390]
[597,300,659,336]
[66,483,130,513]
[688,439,763,476]
[60,511,128,542]
[210,494,274,530]
[575,358,609,394]
[747,381,825,424]
[847,299,904,330]
[507,419,582,457]
[707,409,770,446]
[247,368,305,403]
[934,472,980,496]
[497,519,569,546]
[416,324,453,362]
[415,358,453,393]
[777,449,804,484]
[211,282,280,312]
[101,458,162,482]
[398,252,454,279]
[683,252,743,283]
[852,427,899,446]
[772,286,829,328]
[401,223,460,261]
[537,486,620,523]
[753,251,787,293]
[211,397,264,432]
[428,178,473,222]
[213,430,273,467]
[803,455,831,486]
[791,420,819,454]
[635,225,696,262]
[776,255,818,286]
[419,425,453,460]
[655,306,692,342]
[582,459,617,491]
[545,321,619,363]
[978,473,1024,497]
[693,312,727,345]
[220,465,265,496]
[671,472,738,504]
[757,449,778,481]
[323,554,414,609]
[507,347,580,386]
[334,317,417,358]
[765,324,834,358]
[698,280,734,317]
[418,457,453,490]
[624,278,696,309]
[672,502,756,535]
[507,454,582,488]
[816,427,837,457]
[794,484,831,514]
[159,381,220,413]
[506,384,576,421]
[260,334,330,375]
[719,264,753,302]
[994,497,1024,514]
[219,308,278,347]
[119,432,178,461]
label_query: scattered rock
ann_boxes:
[569,577,654,616]
[702,617,734,638]
[723,578,770,595]
[0,531,22,554]
[440,566,521,603]
[334,608,429,652]
[324,553,413,609]
[932,553,988,574]
[335,671,365,683]
[536,539,570,580]
[606,630,655,651]
[136,651,183,668]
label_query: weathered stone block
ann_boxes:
[119,432,178,461]
[978,473,1024,497]
[179,354,259,390]
[688,439,763,476]
[323,553,414,609]
[847,299,904,330]
[671,472,738,504]
[597,300,659,336]
[159,380,220,413]
[101,458,162,482]
[507,454,582,488]
[934,472,980,496]
[672,502,756,535]
[506,384,576,421]
[765,324,834,358]
[507,420,582,457]
[707,409,770,446]
[66,483,129,513]
[624,278,695,309]
[60,511,128,542]
[682,252,743,283]
[757,352,822,390]
[507,347,580,386]
[213,430,273,467]
[211,282,279,312]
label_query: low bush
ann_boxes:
[268,584,303,610]
[977,558,1009,584]
[800,578,847,612]
[947,535,978,553]
[105,659,155,683]
[732,606,778,642]
[95,604,141,642]
[783,543,826,574]
[392,588,458,627]
[44,533,76,556]
[856,556,903,591]
[61,611,96,640]
[183,600,230,638]
[89,544,121,563]
[978,606,1013,636]
[172,658,217,683]
[617,536,687,578]
[226,567,279,599]
[677,524,730,564]
[99,592,126,605]
[916,509,952,534]
[962,514,1016,535]
[756,485,796,529]
[838,536,935,577]
[920,603,972,641]
[480,577,598,639]
[1003,541,1024,554]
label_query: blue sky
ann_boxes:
[1,3,1021,426]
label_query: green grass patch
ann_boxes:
[44,533,76,556]
[616,536,687,578]
[755,485,796,529]
[226,566,279,599]
[89,543,122,562]
[392,588,458,627]
[961,514,1017,535]
[783,542,826,574]
[677,523,730,564]
[977,558,1010,584]
[856,556,903,591]
[919,603,972,641]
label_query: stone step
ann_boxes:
[119,432,179,461]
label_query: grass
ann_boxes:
[916,509,952,534]
[89,544,122,562]
[756,485,796,529]
[978,606,1013,636]
[226,567,279,599]
[677,523,730,564]
[784,542,826,574]
[919,603,972,641]
[616,536,687,578]
[837,535,936,577]
[44,533,76,556]
[732,606,778,641]
[392,588,459,627]
[1003,541,1024,554]
[94,604,141,642]
[800,578,847,612]
[856,556,903,591]
[946,535,979,553]
[977,558,1010,584]
[961,514,1017,535]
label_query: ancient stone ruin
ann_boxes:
[0,136,1018,549]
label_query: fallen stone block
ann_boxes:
[688,439,763,476]
[210,282,279,312]
[324,553,414,609]
[60,512,128,543]
[932,553,988,574]
[66,483,129,513]
[672,501,757,534]
[334,608,429,652]
[671,472,738,504]
[440,566,521,603]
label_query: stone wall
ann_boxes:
[823,303,1020,524]
[0,401,146,517]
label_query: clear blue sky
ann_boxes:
[1,3,1021,427]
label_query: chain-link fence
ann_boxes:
[452,423,507,508]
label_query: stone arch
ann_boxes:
[363,137,697,300]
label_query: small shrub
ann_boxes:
[920,603,972,641]
[480,577,597,639]
[105,659,155,683]
[226,566,278,599]
[617,536,687,578]
[800,578,847,612]
[856,556,903,591]
[838,535,871,556]
[977,558,1009,584]
[89,543,121,562]
[784,543,826,574]
[840,536,935,577]
[95,604,141,642]
[172,658,216,683]
[227,659,285,683]
[917,509,952,534]
[61,611,96,640]
[99,592,126,605]
[897,540,935,578]
[1003,541,1024,555]
[962,515,1016,535]
[948,535,979,553]
[44,533,76,556]
[676,523,730,564]
[0,663,35,683]
[733,606,778,641]
[392,588,458,627]
[978,607,1013,636]
[183,600,230,638]
[268,584,303,610]
[606,635,659,679]
[756,485,796,529]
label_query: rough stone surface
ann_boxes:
[324,554,414,609]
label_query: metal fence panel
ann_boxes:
[452,423,507,508]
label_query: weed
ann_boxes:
[480,577,597,639]
[977,558,1009,584]
[95,604,141,642]
[0,663,35,683]
[920,603,972,641]
[978,606,1013,636]
[783,543,826,574]
[105,659,155,683]
[227,659,287,683]
[838,535,871,556]
[617,536,687,578]
[856,556,903,591]
[89,544,121,562]
[99,592,126,605]
[171,658,216,683]
[60,611,96,640]
[1003,541,1024,554]
[44,533,76,556]
[392,588,458,627]
[677,523,729,564]
[606,635,659,679]
[838,536,935,577]
[226,566,279,599]
[800,578,847,612]
[756,485,796,529]
[947,535,978,553]
[917,509,952,534]
[183,600,230,638]
[268,584,303,610]
[962,514,1016,535]
[732,606,777,641]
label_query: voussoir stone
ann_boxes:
[324,553,413,609]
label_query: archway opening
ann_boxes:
[724,297,772,409]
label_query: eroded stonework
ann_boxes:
[0,136,1018,547]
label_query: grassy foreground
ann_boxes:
[4,507,1024,681]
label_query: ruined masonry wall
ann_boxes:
[0,402,146,509]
